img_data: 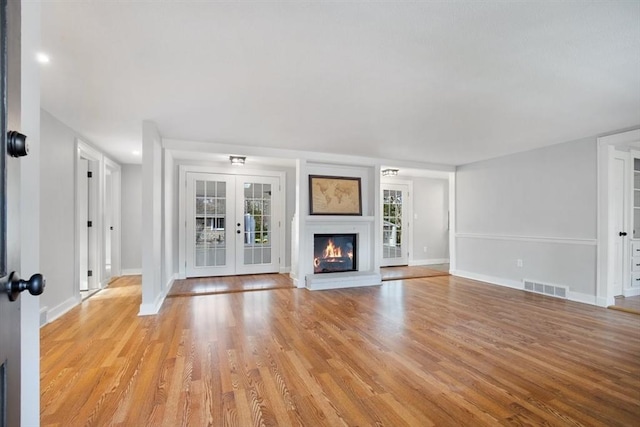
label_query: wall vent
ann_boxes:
[523,280,568,299]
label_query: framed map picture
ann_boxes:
[309,175,362,215]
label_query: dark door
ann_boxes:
[0,0,21,424]
[0,1,44,425]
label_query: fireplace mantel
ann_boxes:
[290,161,381,290]
[303,217,381,290]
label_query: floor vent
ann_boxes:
[523,280,568,299]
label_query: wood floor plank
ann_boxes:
[41,274,640,426]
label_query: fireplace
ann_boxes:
[313,234,357,274]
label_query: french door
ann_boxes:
[381,183,409,267]
[185,172,280,277]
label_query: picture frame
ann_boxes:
[309,175,362,216]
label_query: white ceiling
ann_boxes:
[40,1,640,166]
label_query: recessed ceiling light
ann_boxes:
[132,150,141,156]
[230,156,246,166]
[36,52,50,64]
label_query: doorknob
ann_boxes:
[6,130,28,157]
[619,231,628,236]
[2,271,45,301]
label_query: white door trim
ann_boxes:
[178,164,286,279]
[75,139,104,297]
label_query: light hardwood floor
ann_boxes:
[41,275,640,426]
[380,265,449,281]
[168,273,294,297]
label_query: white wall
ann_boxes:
[40,110,123,321]
[39,110,82,318]
[412,177,449,263]
[455,136,598,302]
[121,164,142,272]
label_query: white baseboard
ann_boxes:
[163,273,177,294]
[121,268,142,276]
[452,270,523,290]
[596,296,609,308]
[568,291,597,305]
[452,270,599,307]
[409,258,450,267]
[624,287,640,297]
[138,277,172,316]
[280,266,291,274]
[45,295,81,325]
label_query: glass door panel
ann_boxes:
[236,176,279,274]
[381,183,409,267]
[186,173,235,277]
[195,179,227,267]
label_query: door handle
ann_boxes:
[7,130,28,157]
[2,271,45,301]
[619,232,628,236]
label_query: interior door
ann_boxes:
[0,1,46,424]
[0,1,20,424]
[104,169,112,282]
[185,172,280,277]
[78,158,89,291]
[611,151,629,296]
[381,183,409,267]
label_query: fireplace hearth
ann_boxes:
[313,234,357,274]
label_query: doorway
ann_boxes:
[76,141,102,298]
[610,150,629,297]
[185,172,282,277]
[77,156,98,295]
[381,182,410,267]
[597,129,640,306]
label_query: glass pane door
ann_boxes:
[381,184,409,266]
[236,176,279,275]
[186,173,235,277]
[186,173,280,277]
[195,179,227,267]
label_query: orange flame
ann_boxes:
[323,240,342,258]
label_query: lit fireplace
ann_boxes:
[313,234,357,274]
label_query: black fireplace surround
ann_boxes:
[313,233,357,274]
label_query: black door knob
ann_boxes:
[619,231,628,236]
[4,272,45,301]
[237,230,241,234]
[7,130,28,157]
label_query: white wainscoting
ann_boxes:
[455,233,598,305]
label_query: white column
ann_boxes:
[140,121,164,314]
